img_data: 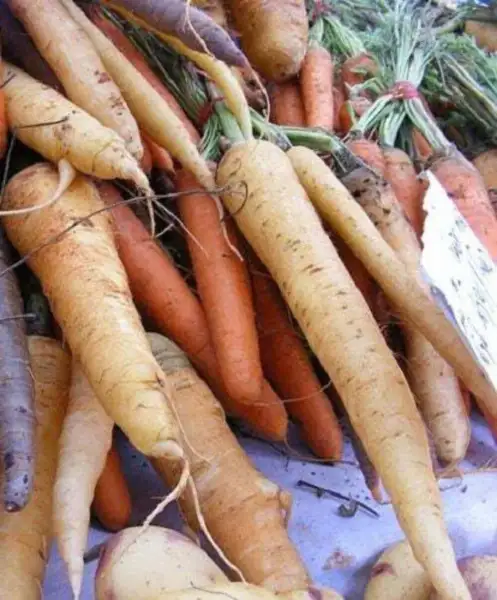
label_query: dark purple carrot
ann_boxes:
[0,227,35,512]
[102,0,248,67]
[0,2,61,90]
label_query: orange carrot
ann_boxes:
[339,97,372,134]
[300,43,334,131]
[347,138,386,175]
[92,444,132,532]
[268,80,305,127]
[175,169,264,404]
[412,128,433,163]
[383,147,424,238]
[140,133,153,174]
[141,131,175,173]
[341,53,377,92]
[89,6,200,143]
[333,81,345,133]
[250,253,343,459]
[98,182,287,440]
[473,149,497,191]
[431,154,497,261]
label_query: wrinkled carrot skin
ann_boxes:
[141,131,175,173]
[341,53,377,92]
[250,254,343,459]
[384,148,424,238]
[268,81,305,127]
[92,444,132,532]
[176,169,264,404]
[99,183,287,441]
[300,44,334,131]
[89,7,200,143]
[347,138,386,176]
[431,154,497,261]
[339,97,372,134]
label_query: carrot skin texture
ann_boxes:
[9,0,143,159]
[220,141,468,600]
[176,169,264,404]
[149,333,309,593]
[2,63,149,192]
[346,138,386,175]
[268,81,305,127]
[300,44,334,130]
[0,336,70,600]
[98,183,287,441]
[53,360,113,598]
[0,229,35,512]
[473,149,497,192]
[3,165,181,460]
[383,148,424,238]
[141,132,175,173]
[250,256,343,459]
[0,3,61,90]
[93,444,132,532]
[89,8,200,144]
[224,0,308,82]
[431,154,497,261]
[289,147,497,416]
[102,0,247,67]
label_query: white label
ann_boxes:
[421,171,497,392]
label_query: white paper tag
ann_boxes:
[421,171,497,392]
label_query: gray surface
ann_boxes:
[44,415,497,599]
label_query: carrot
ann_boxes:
[176,168,264,404]
[2,64,150,194]
[465,20,497,53]
[412,128,433,163]
[92,443,132,532]
[98,182,287,441]
[346,138,386,175]
[431,153,497,261]
[53,360,113,599]
[288,147,496,417]
[333,82,345,133]
[217,139,470,600]
[341,53,377,92]
[140,133,153,174]
[268,81,305,127]
[0,3,61,91]
[149,333,309,593]
[0,228,35,512]
[79,2,251,140]
[141,131,175,173]
[250,253,343,460]
[0,51,7,160]
[9,0,143,160]
[383,147,424,238]
[102,0,247,67]
[3,164,184,467]
[191,0,228,29]
[224,0,308,82]
[0,336,70,600]
[346,164,470,464]
[300,43,334,131]
[473,149,497,192]
[339,97,372,135]
[59,0,218,189]
[89,8,200,144]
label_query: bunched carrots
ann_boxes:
[250,254,342,460]
[218,139,469,599]
[98,183,287,441]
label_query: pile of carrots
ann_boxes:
[0,0,496,599]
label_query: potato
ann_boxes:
[430,556,497,599]
[95,526,228,600]
[225,0,308,82]
[365,540,431,600]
